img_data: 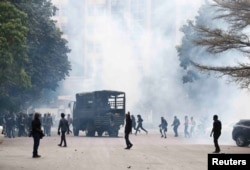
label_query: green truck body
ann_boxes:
[72,90,126,137]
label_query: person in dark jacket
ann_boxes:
[124,111,133,149]
[58,113,69,147]
[159,116,168,138]
[171,116,180,137]
[135,114,148,135]
[31,112,43,158]
[131,115,137,133]
[210,114,222,153]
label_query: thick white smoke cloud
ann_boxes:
[61,0,204,112]
[57,0,250,143]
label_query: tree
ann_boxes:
[14,0,71,108]
[0,1,30,111]
[177,0,223,84]
[189,0,250,89]
[0,0,71,112]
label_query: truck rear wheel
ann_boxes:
[108,129,118,137]
[86,123,95,137]
[86,130,95,137]
[97,130,104,137]
[112,129,118,137]
[73,127,79,136]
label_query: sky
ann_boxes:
[56,0,250,134]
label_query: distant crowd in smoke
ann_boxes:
[1,111,72,139]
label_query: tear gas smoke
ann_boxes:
[56,0,250,144]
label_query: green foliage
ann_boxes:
[0,0,71,112]
[0,2,30,96]
[19,0,71,107]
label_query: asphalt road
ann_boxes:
[0,129,249,170]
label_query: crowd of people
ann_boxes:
[0,110,221,155]
[1,112,32,138]
[129,113,198,139]
[1,110,205,141]
[1,111,207,142]
[125,112,221,153]
[0,111,73,138]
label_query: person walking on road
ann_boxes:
[135,114,148,135]
[210,114,222,153]
[131,115,137,133]
[159,116,168,138]
[58,113,69,147]
[184,115,190,138]
[171,116,180,137]
[67,114,73,129]
[190,116,196,137]
[124,111,133,149]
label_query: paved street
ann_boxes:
[1,129,250,170]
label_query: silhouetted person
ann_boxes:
[131,115,137,133]
[31,112,42,158]
[135,114,148,135]
[18,112,26,137]
[210,114,222,153]
[5,112,16,138]
[124,111,133,149]
[58,113,69,147]
[46,113,53,136]
[171,116,180,137]
[67,114,73,129]
[159,117,168,138]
